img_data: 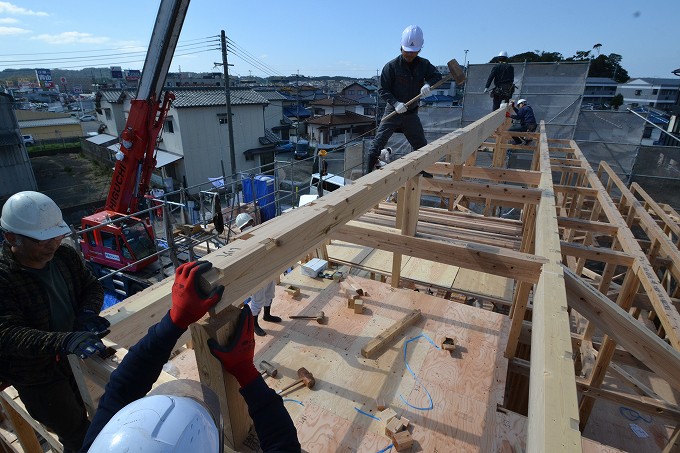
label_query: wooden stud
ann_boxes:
[361,309,421,358]
[353,299,364,314]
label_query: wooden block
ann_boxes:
[361,309,422,358]
[391,430,413,451]
[400,416,409,429]
[441,336,456,351]
[385,417,404,436]
[284,285,300,297]
[377,408,397,426]
[376,397,386,412]
[344,276,365,295]
[354,299,364,314]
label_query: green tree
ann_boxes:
[589,53,629,82]
[611,93,624,110]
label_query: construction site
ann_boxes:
[3,0,680,449]
[3,97,680,452]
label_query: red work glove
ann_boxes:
[505,111,511,118]
[170,261,224,329]
[208,305,260,388]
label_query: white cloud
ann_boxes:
[30,31,110,45]
[0,25,28,35]
[0,17,19,24]
[0,2,48,16]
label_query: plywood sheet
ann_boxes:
[453,268,514,301]
[400,256,460,288]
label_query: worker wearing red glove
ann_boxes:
[81,262,300,452]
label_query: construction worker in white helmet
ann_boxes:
[80,261,301,452]
[234,213,281,336]
[366,25,442,175]
[0,191,108,452]
[484,50,515,111]
[507,98,538,145]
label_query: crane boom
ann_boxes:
[104,0,190,214]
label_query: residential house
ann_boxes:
[306,96,374,144]
[94,87,272,191]
[340,82,377,101]
[618,78,680,112]
[0,93,37,202]
[255,89,294,140]
[583,77,618,108]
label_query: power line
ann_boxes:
[225,37,283,77]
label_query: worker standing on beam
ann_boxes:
[366,25,442,173]
[235,213,282,336]
[81,261,301,452]
[484,51,515,110]
[0,191,109,453]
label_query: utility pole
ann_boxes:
[464,50,469,71]
[220,30,237,175]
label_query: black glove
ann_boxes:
[76,310,110,336]
[63,331,107,359]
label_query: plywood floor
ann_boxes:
[177,268,515,452]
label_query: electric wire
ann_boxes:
[226,45,279,78]
[225,38,283,77]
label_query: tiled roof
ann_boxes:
[253,89,288,101]
[98,90,133,103]
[19,117,80,127]
[171,87,269,108]
[305,111,374,126]
[310,96,358,107]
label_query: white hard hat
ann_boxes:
[401,25,424,52]
[235,212,254,230]
[518,99,527,105]
[89,380,222,453]
[1,191,70,240]
[498,50,508,58]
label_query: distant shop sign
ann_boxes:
[35,68,54,88]
[73,85,83,94]
[125,69,141,81]
[111,66,123,79]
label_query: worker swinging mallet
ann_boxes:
[379,58,466,124]
[276,367,315,395]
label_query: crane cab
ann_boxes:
[80,210,158,272]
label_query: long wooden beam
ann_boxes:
[428,162,542,185]
[420,179,543,205]
[559,242,635,267]
[332,220,545,284]
[527,123,582,452]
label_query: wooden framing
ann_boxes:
[5,107,680,453]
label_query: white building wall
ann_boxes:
[172,104,265,190]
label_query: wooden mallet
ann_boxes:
[276,367,315,395]
[289,311,325,324]
[381,58,466,123]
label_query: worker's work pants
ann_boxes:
[367,108,426,171]
[15,360,89,452]
[249,281,276,316]
[509,123,537,144]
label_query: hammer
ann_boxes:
[259,360,277,378]
[289,311,325,324]
[276,367,315,395]
[381,58,466,123]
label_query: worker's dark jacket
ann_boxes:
[378,54,442,114]
[80,312,301,452]
[485,62,515,89]
[511,104,537,126]
[0,243,104,386]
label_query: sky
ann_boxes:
[1,0,679,80]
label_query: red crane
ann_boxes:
[80,0,190,274]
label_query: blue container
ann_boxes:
[241,173,257,203]
[255,175,276,221]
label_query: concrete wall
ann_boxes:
[0,94,38,203]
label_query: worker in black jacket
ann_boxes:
[367,25,442,172]
[507,99,538,145]
[80,261,301,452]
[0,191,108,453]
[484,51,515,110]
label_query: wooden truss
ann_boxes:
[3,108,680,453]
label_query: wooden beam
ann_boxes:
[527,123,582,452]
[556,217,619,236]
[428,162,542,185]
[333,221,545,284]
[559,241,635,266]
[420,179,543,205]
[361,309,422,358]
